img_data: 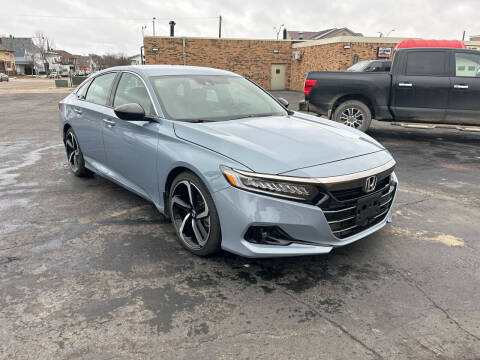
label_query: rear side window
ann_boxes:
[85,73,116,106]
[455,52,480,77]
[405,51,448,76]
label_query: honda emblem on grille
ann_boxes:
[363,175,378,193]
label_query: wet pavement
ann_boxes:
[0,91,479,359]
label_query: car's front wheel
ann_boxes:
[332,100,372,132]
[64,128,93,177]
[169,172,221,256]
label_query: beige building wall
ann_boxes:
[0,49,15,75]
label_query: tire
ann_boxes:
[169,172,221,257]
[332,100,372,132]
[64,128,93,177]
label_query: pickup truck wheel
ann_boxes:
[332,100,372,132]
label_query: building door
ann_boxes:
[270,64,286,90]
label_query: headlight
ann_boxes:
[220,166,320,201]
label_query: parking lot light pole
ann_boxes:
[274,24,285,40]
[153,17,156,36]
[386,29,395,37]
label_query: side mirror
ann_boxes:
[114,103,145,121]
[277,97,289,108]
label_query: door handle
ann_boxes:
[398,82,413,87]
[453,84,469,89]
[73,108,82,114]
[103,119,116,127]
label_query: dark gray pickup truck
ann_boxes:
[303,48,480,131]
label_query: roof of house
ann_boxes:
[0,37,40,53]
[287,28,362,40]
[14,48,25,57]
[55,50,75,59]
[0,44,14,52]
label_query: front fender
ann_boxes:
[155,129,249,214]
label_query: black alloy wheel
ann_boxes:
[64,128,93,177]
[169,172,221,256]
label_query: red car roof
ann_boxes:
[395,39,466,49]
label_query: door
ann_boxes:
[270,64,286,90]
[446,51,480,125]
[103,72,159,199]
[72,72,117,165]
[391,50,450,122]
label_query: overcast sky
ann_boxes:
[1,0,478,56]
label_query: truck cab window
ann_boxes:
[405,51,447,76]
[455,52,480,77]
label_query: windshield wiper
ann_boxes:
[176,118,217,123]
[228,113,278,120]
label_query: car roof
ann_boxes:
[101,65,241,77]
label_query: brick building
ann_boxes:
[144,35,480,91]
[144,37,292,90]
[290,37,403,90]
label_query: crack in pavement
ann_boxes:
[416,339,445,359]
[398,271,480,342]
[279,289,384,360]
[395,198,430,208]
[233,267,385,359]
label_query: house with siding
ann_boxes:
[0,44,15,75]
[0,36,43,74]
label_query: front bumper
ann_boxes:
[213,172,398,258]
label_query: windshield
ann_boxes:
[150,75,287,122]
[346,61,370,72]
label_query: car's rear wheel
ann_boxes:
[169,172,221,256]
[332,100,372,132]
[64,128,93,177]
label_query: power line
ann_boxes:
[10,14,219,21]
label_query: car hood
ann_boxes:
[173,113,386,174]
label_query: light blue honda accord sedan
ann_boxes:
[58,65,398,258]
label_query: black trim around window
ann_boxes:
[82,71,118,108]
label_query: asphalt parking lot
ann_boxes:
[1,87,479,359]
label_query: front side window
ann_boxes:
[455,52,480,77]
[85,72,116,106]
[76,81,90,99]
[405,51,448,76]
[150,75,287,122]
[113,72,154,116]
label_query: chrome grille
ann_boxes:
[320,176,396,239]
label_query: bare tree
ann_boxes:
[88,53,130,70]
[32,31,54,73]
